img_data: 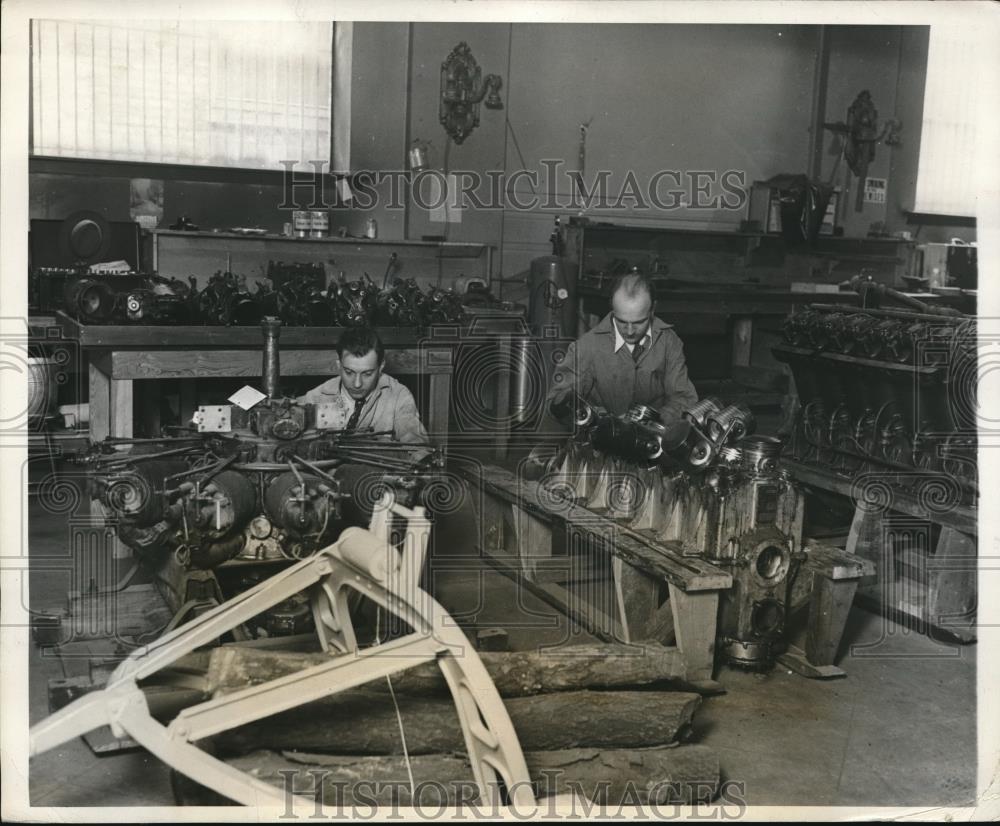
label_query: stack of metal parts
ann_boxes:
[544,397,803,670]
[69,318,443,638]
[774,304,977,502]
[55,262,468,328]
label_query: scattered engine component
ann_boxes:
[60,273,195,324]
[377,278,427,326]
[332,274,380,326]
[193,271,271,326]
[423,285,465,324]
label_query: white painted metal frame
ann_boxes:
[30,495,535,810]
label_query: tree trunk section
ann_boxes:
[214,689,700,756]
[212,745,720,806]
[207,642,688,699]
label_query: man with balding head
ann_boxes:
[548,271,698,424]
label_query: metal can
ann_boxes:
[292,211,311,238]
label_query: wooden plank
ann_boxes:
[110,378,133,439]
[88,360,111,442]
[459,464,731,592]
[802,542,874,581]
[107,348,450,380]
[804,576,859,667]
[58,312,447,349]
[427,372,450,445]
[668,585,718,683]
[772,344,945,379]
[928,527,977,636]
[784,459,977,535]
[731,317,753,367]
[511,502,553,581]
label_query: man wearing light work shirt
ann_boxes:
[298,327,429,444]
[548,271,698,423]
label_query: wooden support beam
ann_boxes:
[668,585,718,684]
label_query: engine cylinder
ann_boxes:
[183,470,257,539]
[264,471,336,539]
[101,459,188,527]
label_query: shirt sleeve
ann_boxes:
[547,339,591,407]
[658,331,699,423]
[296,377,334,406]
[392,384,430,445]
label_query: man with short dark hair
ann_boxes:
[298,327,429,444]
[548,271,697,423]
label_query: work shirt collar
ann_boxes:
[321,372,391,406]
[612,319,653,353]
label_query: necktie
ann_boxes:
[345,397,365,432]
[631,341,645,363]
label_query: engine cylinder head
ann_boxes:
[738,435,784,477]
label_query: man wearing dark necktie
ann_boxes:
[298,327,429,444]
[548,271,697,424]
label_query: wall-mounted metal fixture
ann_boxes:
[823,90,902,212]
[439,42,503,145]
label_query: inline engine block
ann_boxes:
[775,304,977,505]
[545,397,803,670]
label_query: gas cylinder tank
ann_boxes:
[528,256,576,338]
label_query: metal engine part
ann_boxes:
[195,271,268,326]
[333,276,380,327]
[546,395,802,671]
[75,317,444,628]
[264,471,338,543]
[775,304,977,506]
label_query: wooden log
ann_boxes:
[207,642,689,699]
[214,689,700,756]
[217,745,720,806]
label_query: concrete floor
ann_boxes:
[26,477,977,810]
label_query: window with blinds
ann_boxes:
[31,20,333,170]
[913,27,983,217]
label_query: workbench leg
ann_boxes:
[668,584,718,683]
[428,373,450,453]
[804,575,859,667]
[88,361,111,443]
[139,380,161,438]
[845,503,882,589]
[928,527,977,641]
[731,317,753,367]
[613,559,675,645]
[494,338,512,460]
[178,379,199,429]
[111,379,133,439]
[87,361,133,561]
[512,503,552,582]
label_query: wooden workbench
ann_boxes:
[57,313,455,448]
[783,457,978,642]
